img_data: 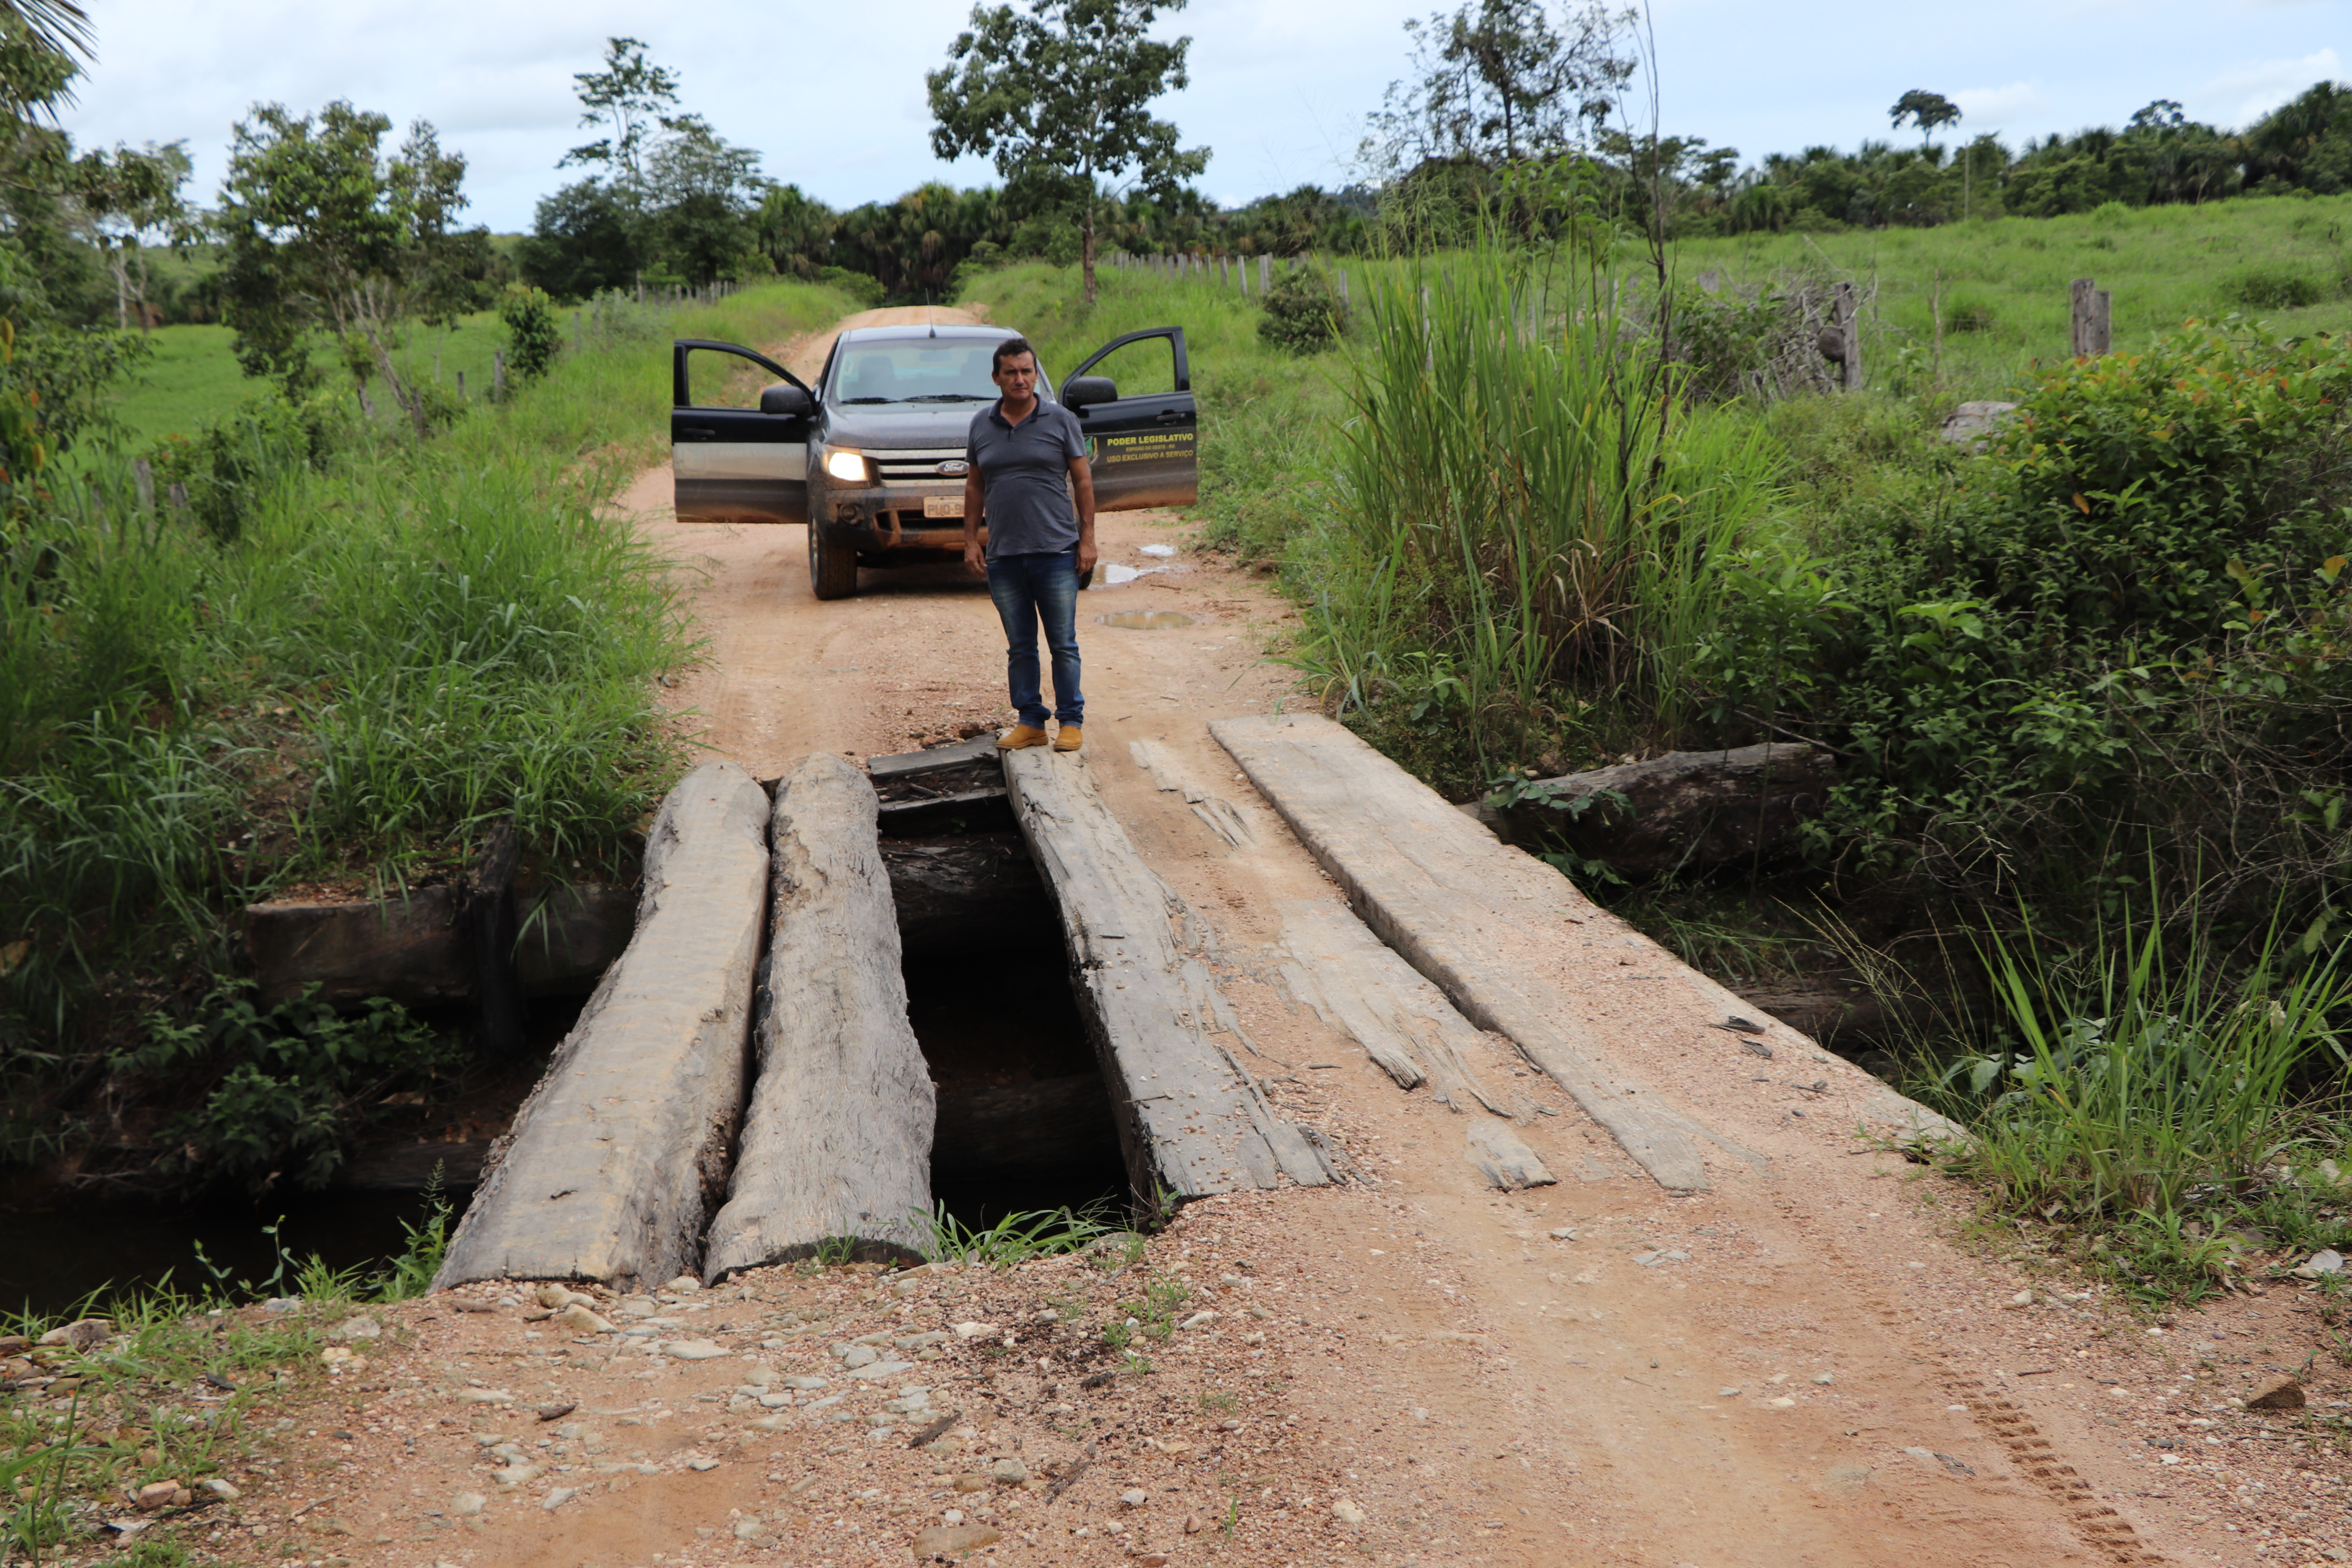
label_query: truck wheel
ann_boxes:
[809,521,857,601]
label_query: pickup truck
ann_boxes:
[670,322,1198,599]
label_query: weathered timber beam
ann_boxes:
[1001,748,1334,1207]
[244,883,634,1008]
[432,761,769,1290]
[704,753,936,1279]
[1212,713,1730,1192]
[1499,742,1835,879]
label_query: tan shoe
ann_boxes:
[1053,723,1083,753]
[998,724,1049,750]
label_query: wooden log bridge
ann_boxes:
[1002,748,1336,1207]
[1212,713,1749,1193]
[434,760,771,1290]
[704,753,935,1279]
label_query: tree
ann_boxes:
[927,0,1207,304]
[74,140,194,330]
[559,37,679,214]
[517,178,640,299]
[1366,0,1635,172]
[1889,89,1960,148]
[642,113,769,283]
[216,102,489,434]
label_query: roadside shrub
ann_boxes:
[1257,267,1348,355]
[145,389,351,542]
[498,283,563,383]
[2225,268,2331,309]
[815,265,886,309]
[114,980,460,1192]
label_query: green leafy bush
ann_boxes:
[144,389,350,541]
[2225,268,2332,309]
[498,283,563,383]
[1256,266,1348,354]
[116,981,459,1191]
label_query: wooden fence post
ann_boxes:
[1259,255,1270,291]
[2070,278,2112,357]
[1337,267,1350,307]
[1835,281,1862,391]
[456,369,467,400]
[133,456,154,514]
[493,349,506,402]
[166,480,188,527]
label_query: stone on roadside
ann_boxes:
[450,1493,486,1517]
[952,1474,987,1493]
[133,1480,181,1512]
[990,1458,1027,1485]
[915,1523,1003,1555]
[39,1318,111,1351]
[1121,1488,1149,1507]
[733,1518,766,1540]
[664,1339,728,1360]
[1941,401,2018,448]
[840,1344,879,1368]
[458,1388,516,1405]
[663,1275,701,1293]
[1183,1513,1205,1534]
[329,1316,382,1340]
[688,1457,720,1472]
[2247,1377,2305,1411]
[2290,1249,2345,1279]
[542,1487,577,1512]
[557,1303,615,1334]
[200,1479,241,1501]
[1332,1497,1368,1525]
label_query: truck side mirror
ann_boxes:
[1062,376,1118,410]
[760,383,813,417]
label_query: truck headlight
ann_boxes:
[823,448,871,484]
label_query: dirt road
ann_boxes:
[211,311,2349,1568]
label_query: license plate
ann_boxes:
[922,496,964,519]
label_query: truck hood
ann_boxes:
[823,399,1055,452]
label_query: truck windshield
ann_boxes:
[831,341,1049,405]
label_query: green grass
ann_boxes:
[105,325,247,446]
[1672,192,2352,401]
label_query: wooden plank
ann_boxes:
[1276,899,1512,1115]
[1212,714,1733,1192]
[247,883,633,1007]
[876,787,1014,838]
[1002,748,1334,1207]
[868,736,1003,782]
[1466,1122,1556,1191]
[434,760,769,1290]
[704,753,936,1278]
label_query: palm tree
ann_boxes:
[3,0,93,60]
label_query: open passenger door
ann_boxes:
[1058,327,1198,511]
[670,340,815,525]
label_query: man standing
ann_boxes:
[962,336,1096,753]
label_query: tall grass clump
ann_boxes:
[1,278,857,1165]
[1922,901,2352,1299]
[1293,245,1779,773]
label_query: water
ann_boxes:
[1,1186,460,1319]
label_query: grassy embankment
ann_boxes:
[0,278,860,1180]
[975,207,2352,1308]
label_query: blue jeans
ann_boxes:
[986,549,1083,727]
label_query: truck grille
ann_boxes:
[873,448,968,484]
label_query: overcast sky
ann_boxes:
[59,0,2352,233]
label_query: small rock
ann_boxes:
[39,1318,111,1351]
[1121,1488,1149,1507]
[952,1321,997,1338]
[733,1518,765,1540]
[557,1303,614,1335]
[2290,1249,2345,1279]
[1769,1396,1796,1408]
[133,1480,181,1512]
[1718,1387,1741,1397]
[840,1344,879,1368]
[664,1339,728,1361]
[541,1487,577,1512]
[952,1474,988,1494]
[1548,1227,1577,1241]
[1184,1513,1206,1534]
[687,1457,720,1472]
[847,1360,915,1381]
[536,1401,578,1423]
[914,1524,1003,1555]
[2247,1377,2305,1411]
[200,1479,240,1501]
[328,1316,381,1341]
[492,1466,541,1488]
[1811,1374,1834,1386]
[991,1458,1028,1485]
[662,1275,701,1293]
[457,1388,516,1405]
[780,1375,829,1390]
[1332,1497,1368,1525]
[1178,1310,1218,1331]
[2005,1291,2034,1308]
[895,1331,947,1350]
[449,1493,485,1517]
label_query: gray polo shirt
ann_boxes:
[968,398,1087,559]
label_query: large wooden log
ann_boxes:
[432,761,769,1290]
[1212,714,1739,1192]
[1002,749,1335,1207]
[704,753,936,1279]
[1501,742,1834,879]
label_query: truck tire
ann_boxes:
[809,520,857,601]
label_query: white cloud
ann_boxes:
[1950,81,2049,127]
[2197,46,2344,124]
